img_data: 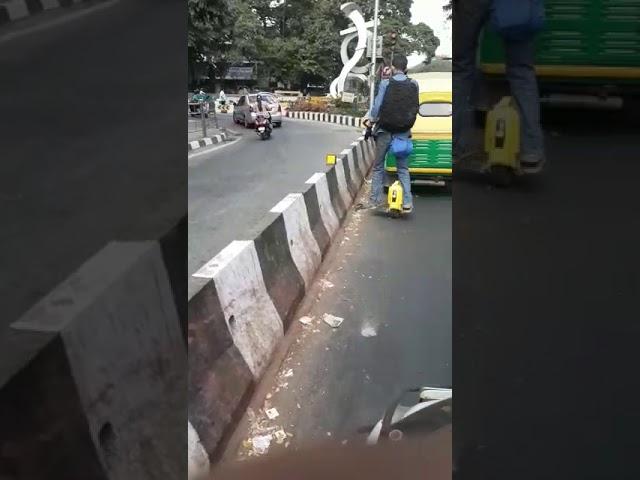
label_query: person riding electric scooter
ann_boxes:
[453,0,545,171]
[359,54,419,214]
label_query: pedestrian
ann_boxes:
[453,0,545,169]
[360,53,419,213]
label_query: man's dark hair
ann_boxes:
[392,54,408,73]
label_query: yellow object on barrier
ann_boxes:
[326,154,337,165]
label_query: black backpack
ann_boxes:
[378,77,419,133]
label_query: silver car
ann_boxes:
[232,93,283,128]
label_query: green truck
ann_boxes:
[478,0,640,105]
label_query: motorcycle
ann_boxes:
[255,112,272,140]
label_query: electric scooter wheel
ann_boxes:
[489,165,513,188]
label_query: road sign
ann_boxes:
[342,92,356,103]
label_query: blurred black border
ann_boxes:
[453,1,640,477]
[0,0,186,477]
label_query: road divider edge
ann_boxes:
[187,134,375,470]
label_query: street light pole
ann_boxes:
[368,0,380,114]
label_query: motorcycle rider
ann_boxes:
[254,94,273,137]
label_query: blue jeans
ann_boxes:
[370,131,413,208]
[453,0,544,157]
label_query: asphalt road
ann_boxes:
[228,182,452,458]
[188,114,361,296]
[1,0,185,327]
[453,105,640,476]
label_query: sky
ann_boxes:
[408,0,452,67]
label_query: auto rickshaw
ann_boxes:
[384,71,452,190]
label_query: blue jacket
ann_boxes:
[366,72,418,139]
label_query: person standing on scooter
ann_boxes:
[361,54,419,213]
[452,0,545,169]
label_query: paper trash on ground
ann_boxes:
[265,408,280,420]
[298,315,314,325]
[251,434,272,455]
[323,313,344,328]
[274,429,288,444]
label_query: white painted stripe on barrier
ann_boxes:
[305,172,324,185]
[272,194,321,288]
[351,141,366,177]
[306,173,339,237]
[334,157,352,208]
[12,242,164,332]
[203,138,213,146]
[188,421,210,480]
[42,0,61,9]
[214,135,222,143]
[194,241,283,378]
[190,141,200,150]
[342,147,361,185]
[270,193,298,214]
[5,1,29,20]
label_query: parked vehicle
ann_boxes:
[232,92,283,127]
[477,0,640,108]
[384,72,452,188]
[189,91,212,117]
[254,112,272,140]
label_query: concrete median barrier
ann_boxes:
[188,135,375,466]
[286,110,364,129]
[2,239,186,479]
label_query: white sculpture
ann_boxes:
[330,2,377,99]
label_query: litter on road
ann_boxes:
[298,315,314,325]
[282,368,294,378]
[320,279,335,290]
[361,324,378,337]
[251,435,272,455]
[323,313,344,328]
[274,429,287,444]
[265,408,280,420]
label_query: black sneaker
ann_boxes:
[520,153,546,172]
[355,201,385,211]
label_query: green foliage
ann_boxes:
[188,0,441,89]
[408,57,452,74]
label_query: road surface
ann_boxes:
[453,105,640,476]
[188,114,361,295]
[226,181,452,458]
[1,0,185,327]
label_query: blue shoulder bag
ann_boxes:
[489,0,546,41]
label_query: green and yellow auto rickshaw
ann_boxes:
[384,72,452,188]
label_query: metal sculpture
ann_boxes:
[330,2,378,100]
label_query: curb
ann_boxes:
[1,217,187,478]
[0,0,107,27]
[188,135,375,464]
[188,132,229,152]
[286,110,364,128]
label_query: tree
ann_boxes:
[188,0,237,85]
[443,1,453,21]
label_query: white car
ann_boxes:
[232,93,283,128]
